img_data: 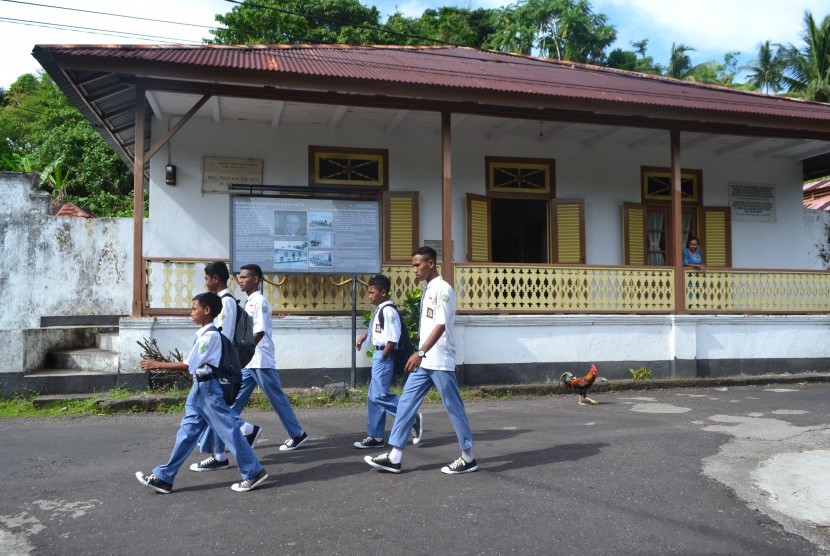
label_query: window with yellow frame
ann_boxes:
[641,166,701,203]
[309,146,388,188]
[486,156,555,198]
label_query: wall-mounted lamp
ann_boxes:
[165,164,177,186]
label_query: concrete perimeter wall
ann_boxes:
[119,314,830,388]
[0,172,133,331]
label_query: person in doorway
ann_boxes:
[135,292,268,494]
[203,264,309,454]
[683,236,704,270]
[353,274,422,449]
[363,246,477,475]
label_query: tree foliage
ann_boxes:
[0,72,135,216]
[780,11,830,102]
[209,0,385,44]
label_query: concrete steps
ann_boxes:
[25,328,121,395]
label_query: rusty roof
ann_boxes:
[33,44,830,122]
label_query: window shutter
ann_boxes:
[623,202,646,266]
[701,206,731,267]
[551,199,585,263]
[466,194,491,262]
[383,192,419,262]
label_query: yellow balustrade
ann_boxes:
[145,259,418,313]
[145,260,830,314]
[685,269,830,312]
[454,264,674,312]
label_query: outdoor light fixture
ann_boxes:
[165,164,177,185]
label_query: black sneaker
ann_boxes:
[231,469,268,492]
[364,452,402,473]
[412,413,423,445]
[279,431,309,452]
[189,456,229,472]
[354,437,385,449]
[135,471,173,493]
[245,425,262,448]
[440,457,478,475]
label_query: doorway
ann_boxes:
[491,198,548,263]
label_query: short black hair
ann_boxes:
[193,291,222,317]
[368,274,391,294]
[204,261,230,284]
[240,263,263,280]
[413,245,437,262]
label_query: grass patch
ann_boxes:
[0,382,485,418]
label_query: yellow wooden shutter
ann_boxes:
[623,203,646,266]
[701,206,731,267]
[466,194,491,262]
[383,192,419,262]
[551,199,585,263]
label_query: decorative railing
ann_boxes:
[145,259,830,315]
[145,258,418,314]
[454,264,674,312]
[685,269,830,312]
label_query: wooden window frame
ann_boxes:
[641,166,702,204]
[309,146,389,189]
[485,156,555,199]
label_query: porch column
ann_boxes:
[441,110,454,285]
[670,129,686,314]
[131,82,146,317]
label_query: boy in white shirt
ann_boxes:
[353,274,422,449]
[364,247,477,475]
[192,261,262,472]
[135,292,268,493]
[208,264,309,454]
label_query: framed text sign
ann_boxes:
[203,157,263,194]
[729,182,776,222]
[230,195,381,274]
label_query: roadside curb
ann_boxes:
[475,371,830,397]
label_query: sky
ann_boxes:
[1,0,828,90]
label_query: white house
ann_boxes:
[19,44,830,388]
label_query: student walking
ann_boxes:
[135,292,268,494]
[364,246,477,475]
[202,264,309,454]
[353,274,422,449]
[193,261,261,472]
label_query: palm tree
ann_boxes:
[743,40,787,94]
[781,11,830,102]
[666,42,696,79]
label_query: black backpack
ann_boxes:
[206,326,243,405]
[377,304,413,374]
[220,293,256,368]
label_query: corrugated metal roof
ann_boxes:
[34,44,830,122]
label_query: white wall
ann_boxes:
[0,172,132,330]
[146,115,814,269]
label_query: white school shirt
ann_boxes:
[244,290,275,369]
[370,300,401,347]
[419,275,456,371]
[214,288,237,342]
[186,324,222,378]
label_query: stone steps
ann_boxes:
[24,327,121,395]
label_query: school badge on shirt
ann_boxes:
[198,340,208,353]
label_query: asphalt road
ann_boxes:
[1,383,829,555]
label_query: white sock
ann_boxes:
[213,453,228,462]
[462,449,475,463]
[389,447,403,464]
[240,422,253,436]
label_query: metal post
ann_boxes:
[350,274,357,388]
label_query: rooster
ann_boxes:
[560,364,598,405]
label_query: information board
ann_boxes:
[230,195,381,274]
